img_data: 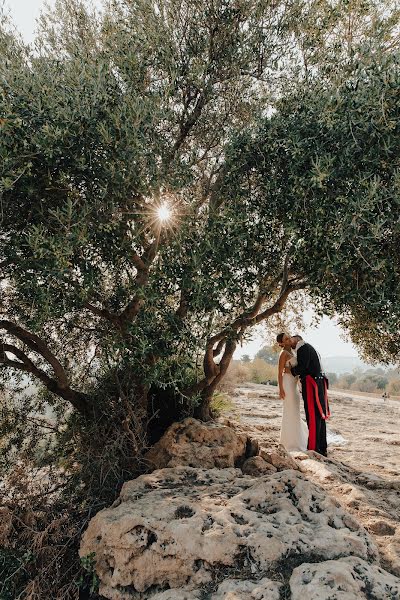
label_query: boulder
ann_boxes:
[259,445,299,471]
[151,577,281,600]
[368,519,396,536]
[297,458,336,482]
[210,577,281,599]
[241,456,277,476]
[80,467,378,599]
[290,556,400,599]
[144,418,249,470]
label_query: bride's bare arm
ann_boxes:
[278,352,287,399]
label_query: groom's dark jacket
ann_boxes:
[291,342,323,379]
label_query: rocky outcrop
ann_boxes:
[80,415,400,599]
[149,577,282,600]
[241,456,277,476]
[259,445,300,471]
[290,556,400,599]
[80,467,380,599]
[143,418,255,470]
[298,451,400,575]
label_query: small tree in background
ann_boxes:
[326,372,338,386]
[387,379,400,395]
[255,346,277,364]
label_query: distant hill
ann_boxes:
[321,356,374,375]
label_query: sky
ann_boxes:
[5,0,103,42]
[6,0,56,42]
[6,0,361,360]
[233,314,358,360]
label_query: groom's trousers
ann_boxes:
[301,374,329,456]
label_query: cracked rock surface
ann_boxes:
[290,556,400,599]
[143,418,252,470]
[80,406,400,599]
[80,466,379,599]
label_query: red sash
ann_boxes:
[305,375,330,451]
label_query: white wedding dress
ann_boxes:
[279,352,309,452]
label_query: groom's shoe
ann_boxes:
[316,449,328,457]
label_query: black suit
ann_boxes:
[291,342,328,456]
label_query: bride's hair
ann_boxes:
[276,333,286,343]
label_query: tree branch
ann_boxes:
[175,290,189,320]
[83,302,121,327]
[82,236,162,334]
[187,269,307,401]
[119,234,161,327]
[254,281,306,324]
[0,320,69,388]
[0,341,92,416]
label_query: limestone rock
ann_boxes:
[241,456,277,476]
[211,577,281,599]
[144,418,248,470]
[290,556,400,599]
[259,445,299,471]
[80,468,377,599]
[245,437,260,458]
[298,458,336,482]
[368,519,396,536]
[151,578,281,600]
[151,591,201,600]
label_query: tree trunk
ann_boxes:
[193,339,237,421]
[193,387,214,421]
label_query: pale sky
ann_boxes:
[6,0,56,42]
[6,0,103,42]
[6,0,362,360]
[233,314,359,360]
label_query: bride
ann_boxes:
[276,333,308,452]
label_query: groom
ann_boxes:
[285,334,330,456]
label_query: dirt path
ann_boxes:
[222,382,400,576]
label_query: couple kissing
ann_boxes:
[277,333,330,457]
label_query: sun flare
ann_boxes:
[157,203,172,222]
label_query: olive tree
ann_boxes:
[225,50,400,369]
[1,2,400,597]
[0,0,398,433]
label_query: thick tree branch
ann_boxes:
[168,93,209,163]
[212,338,226,357]
[0,341,92,416]
[175,290,189,320]
[188,272,307,405]
[141,235,160,267]
[254,281,306,324]
[0,320,69,388]
[83,236,161,333]
[119,234,160,327]
[131,252,147,271]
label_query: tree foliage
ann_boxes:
[222,48,400,366]
[1,1,400,597]
[0,0,398,430]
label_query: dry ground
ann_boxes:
[222,382,400,576]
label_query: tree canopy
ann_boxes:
[0,0,399,426]
[228,51,400,364]
[1,2,400,597]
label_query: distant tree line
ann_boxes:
[229,346,400,396]
[332,368,400,395]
